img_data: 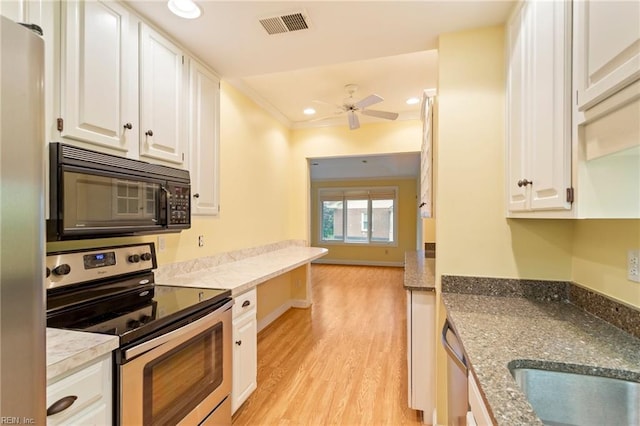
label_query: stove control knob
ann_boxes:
[128,254,140,263]
[139,314,152,324]
[53,264,71,276]
[140,253,152,262]
[127,319,141,329]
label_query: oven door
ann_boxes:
[119,300,232,426]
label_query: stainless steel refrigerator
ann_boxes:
[0,15,46,423]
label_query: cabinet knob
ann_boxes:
[145,130,154,137]
[235,340,242,346]
[193,193,200,199]
[517,179,533,188]
[123,122,133,130]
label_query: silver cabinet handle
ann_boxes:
[47,395,77,416]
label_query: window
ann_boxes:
[319,187,397,245]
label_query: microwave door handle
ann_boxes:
[159,185,170,225]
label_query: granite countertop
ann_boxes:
[441,292,640,425]
[47,328,119,381]
[157,246,328,296]
[403,250,436,291]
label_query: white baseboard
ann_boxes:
[291,299,311,309]
[257,301,291,333]
[256,299,312,333]
[312,258,404,267]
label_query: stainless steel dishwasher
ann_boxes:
[442,318,469,426]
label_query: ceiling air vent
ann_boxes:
[259,12,310,35]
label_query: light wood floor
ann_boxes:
[232,264,423,425]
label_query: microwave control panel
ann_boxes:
[168,184,190,226]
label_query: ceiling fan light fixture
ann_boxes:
[406,97,420,105]
[303,107,316,115]
[167,0,201,19]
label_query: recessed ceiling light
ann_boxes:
[168,0,201,19]
[406,97,420,105]
[303,107,316,115]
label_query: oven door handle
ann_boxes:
[123,299,233,361]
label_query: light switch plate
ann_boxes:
[628,249,640,283]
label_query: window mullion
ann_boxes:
[367,197,372,243]
[342,196,347,243]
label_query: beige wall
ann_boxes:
[310,178,418,265]
[289,121,423,243]
[572,220,640,307]
[435,25,574,284]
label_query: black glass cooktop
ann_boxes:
[47,277,231,345]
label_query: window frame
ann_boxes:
[318,186,398,247]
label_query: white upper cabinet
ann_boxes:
[139,23,186,165]
[573,1,640,218]
[506,0,573,216]
[574,0,640,111]
[189,59,220,216]
[60,1,134,153]
[0,0,42,24]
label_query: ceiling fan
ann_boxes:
[311,84,399,130]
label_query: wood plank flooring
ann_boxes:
[232,264,423,425]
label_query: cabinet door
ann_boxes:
[232,313,257,414]
[139,23,185,165]
[527,0,572,211]
[506,2,529,212]
[0,0,40,23]
[506,0,572,214]
[575,0,640,110]
[60,1,133,153]
[189,60,220,216]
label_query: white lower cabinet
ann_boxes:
[232,289,258,414]
[406,290,435,417]
[46,353,112,425]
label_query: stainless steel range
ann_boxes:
[46,243,233,425]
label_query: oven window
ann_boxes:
[143,323,223,426]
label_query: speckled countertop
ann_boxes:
[47,328,118,381]
[442,293,640,425]
[403,251,436,291]
[157,246,328,296]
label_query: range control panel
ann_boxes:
[46,243,157,290]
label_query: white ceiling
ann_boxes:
[309,153,421,180]
[125,1,515,128]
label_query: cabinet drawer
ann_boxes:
[47,357,108,424]
[233,288,256,319]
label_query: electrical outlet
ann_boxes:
[198,235,205,247]
[157,236,166,252]
[628,249,640,283]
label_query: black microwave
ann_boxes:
[48,143,191,241]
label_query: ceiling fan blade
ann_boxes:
[361,109,399,120]
[348,110,360,130]
[354,94,383,110]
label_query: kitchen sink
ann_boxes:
[508,361,640,426]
